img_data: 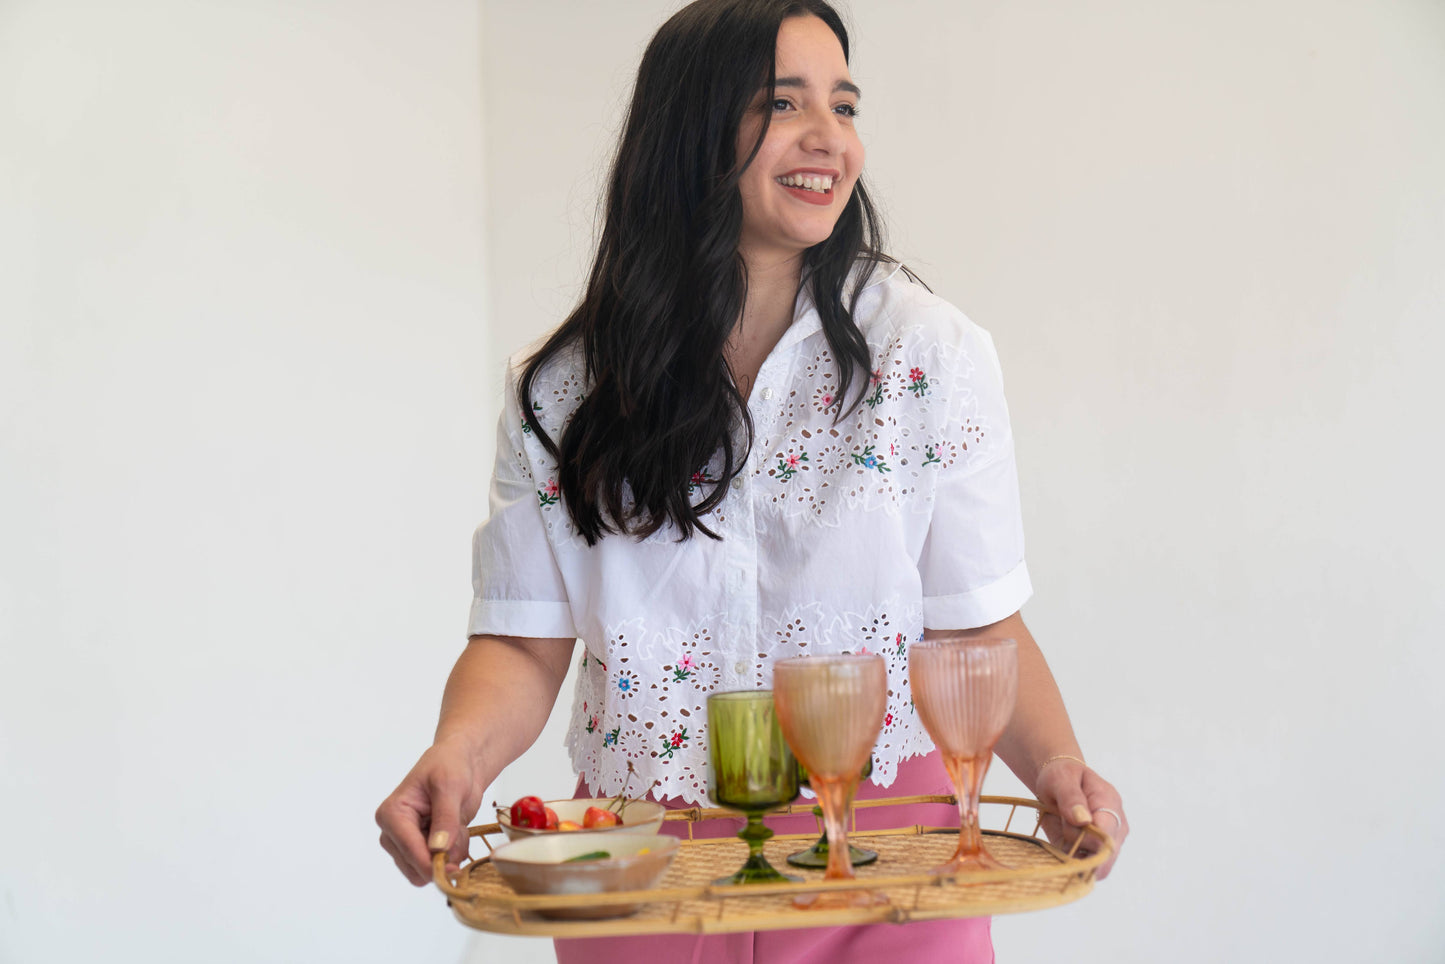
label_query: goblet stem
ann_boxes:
[786,805,878,868]
[937,752,1010,873]
[792,776,887,908]
[714,811,801,885]
[817,777,855,882]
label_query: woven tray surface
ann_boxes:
[440,795,1109,937]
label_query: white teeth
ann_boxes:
[775,173,834,193]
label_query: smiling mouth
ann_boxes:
[774,173,834,194]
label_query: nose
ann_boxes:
[799,104,847,157]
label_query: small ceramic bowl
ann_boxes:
[495,798,667,841]
[490,832,680,919]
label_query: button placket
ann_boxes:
[749,356,787,480]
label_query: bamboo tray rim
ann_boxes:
[433,794,1113,936]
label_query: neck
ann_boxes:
[726,249,805,398]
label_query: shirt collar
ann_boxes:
[775,258,902,356]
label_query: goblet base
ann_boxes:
[786,836,879,869]
[791,888,889,910]
[712,851,802,886]
[931,844,1012,876]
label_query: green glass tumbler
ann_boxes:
[707,691,803,885]
[786,756,879,868]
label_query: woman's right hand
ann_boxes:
[375,736,487,886]
[376,634,575,886]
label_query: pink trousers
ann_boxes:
[553,750,993,964]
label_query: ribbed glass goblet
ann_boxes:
[706,691,802,885]
[772,654,888,909]
[909,636,1019,874]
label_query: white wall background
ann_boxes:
[3,1,1443,962]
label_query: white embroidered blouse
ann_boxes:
[469,264,1032,805]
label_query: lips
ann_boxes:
[774,169,840,206]
[775,172,835,193]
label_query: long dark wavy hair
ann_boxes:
[520,0,888,545]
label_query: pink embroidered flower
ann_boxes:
[679,654,694,671]
[884,712,894,727]
[669,733,683,749]
[691,471,708,485]
[909,367,923,382]
[786,454,800,468]
[869,369,883,386]
[544,479,560,497]
[822,393,833,406]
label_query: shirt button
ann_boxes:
[731,477,744,490]
[733,660,749,674]
[760,387,774,401]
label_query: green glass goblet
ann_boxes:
[707,691,803,885]
[787,756,879,869]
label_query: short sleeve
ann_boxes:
[919,324,1033,629]
[467,364,577,639]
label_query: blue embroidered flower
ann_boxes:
[615,668,639,698]
[851,444,891,473]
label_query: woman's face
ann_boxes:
[735,15,864,266]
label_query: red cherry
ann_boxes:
[582,806,621,829]
[509,795,548,829]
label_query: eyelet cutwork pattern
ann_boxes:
[756,327,998,526]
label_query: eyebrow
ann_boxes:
[774,75,862,98]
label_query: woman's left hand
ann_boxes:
[1033,761,1128,880]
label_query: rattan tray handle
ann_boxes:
[431,848,471,900]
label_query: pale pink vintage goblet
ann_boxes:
[909,636,1019,874]
[771,654,888,909]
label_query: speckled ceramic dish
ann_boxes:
[494,799,667,841]
[490,832,680,919]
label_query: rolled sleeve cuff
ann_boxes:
[922,561,1033,629]
[468,597,577,639]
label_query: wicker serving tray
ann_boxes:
[433,794,1112,937]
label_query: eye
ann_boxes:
[834,103,860,118]
[771,98,794,112]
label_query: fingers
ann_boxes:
[1080,769,1128,880]
[424,771,474,875]
[375,794,434,887]
[1045,772,1094,832]
[1035,762,1127,880]
[378,830,429,887]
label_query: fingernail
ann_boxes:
[1071,804,1091,824]
[429,830,450,850]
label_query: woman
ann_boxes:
[376,1,1128,959]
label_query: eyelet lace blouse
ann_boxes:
[469,264,1032,805]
